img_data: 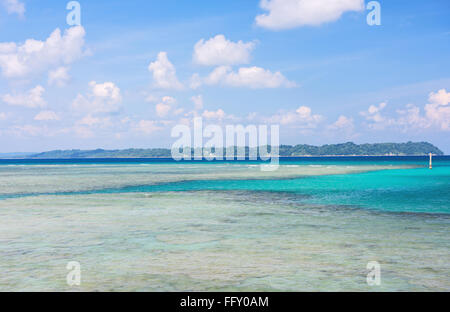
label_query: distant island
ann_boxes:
[2,142,444,159]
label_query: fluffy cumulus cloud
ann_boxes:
[396,89,450,131]
[48,66,70,87]
[72,81,122,114]
[155,96,178,118]
[148,52,184,90]
[326,115,357,138]
[362,89,450,132]
[424,89,450,130]
[428,88,450,106]
[255,0,364,30]
[193,35,256,66]
[155,103,171,118]
[267,106,323,127]
[2,0,25,16]
[2,85,46,108]
[328,115,354,130]
[360,102,395,130]
[34,110,60,121]
[200,65,296,89]
[0,26,86,79]
[395,104,429,131]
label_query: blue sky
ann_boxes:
[0,0,449,153]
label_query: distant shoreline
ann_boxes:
[0,142,445,159]
[0,155,448,161]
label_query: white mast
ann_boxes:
[429,153,433,169]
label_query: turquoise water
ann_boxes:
[0,157,449,291]
[2,157,448,214]
[124,165,449,214]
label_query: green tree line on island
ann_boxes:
[9,141,443,159]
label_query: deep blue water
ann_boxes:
[0,155,449,165]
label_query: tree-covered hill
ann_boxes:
[14,141,444,159]
[279,141,444,156]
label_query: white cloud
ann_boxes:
[2,85,46,108]
[296,106,315,119]
[202,109,227,120]
[326,115,357,139]
[327,115,355,136]
[34,110,60,121]
[48,66,70,87]
[90,81,121,100]
[155,96,178,118]
[193,34,256,66]
[76,114,112,128]
[204,66,232,85]
[155,103,171,118]
[428,88,450,106]
[2,0,25,17]
[328,115,354,130]
[368,102,386,115]
[148,52,184,90]
[360,102,394,129]
[424,89,450,131]
[72,81,122,114]
[78,115,100,127]
[0,26,86,79]
[255,0,364,30]
[0,112,7,120]
[362,90,450,132]
[191,95,203,110]
[395,104,429,131]
[202,65,296,89]
[267,106,323,127]
[136,120,162,134]
[161,96,176,105]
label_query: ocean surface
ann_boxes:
[0,156,449,291]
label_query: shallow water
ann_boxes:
[0,157,449,291]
